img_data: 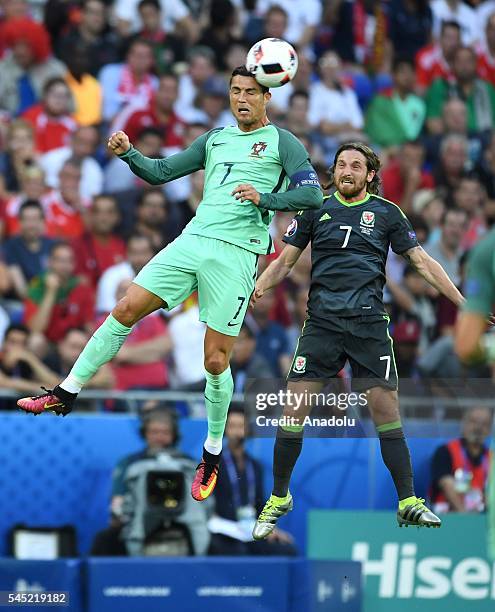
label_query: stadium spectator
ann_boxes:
[208,405,297,556]
[452,176,487,250]
[281,90,311,141]
[103,278,170,391]
[391,318,422,376]
[21,77,77,154]
[167,294,206,389]
[389,265,436,354]
[365,59,426,149]
[430,406,492,513]
[0,119,37,198]
[388,0,432,62]
[113,0,198,43]
[433,134,469,205]
[0,17,66,115]
[176,168,204,231]
[176,46,216,120]
[1,163,47,238]
[424,98,485,169]
[430,0,478,46]
[56,0,120,77]
[2,200,55,300]
[476,131,495,200]
[380,141,434,213]
[476,13,495,88]
[64,42,103,127]
[0,323,58,409]
[134,188,175,250]
[117,73,186,148]
[136,0,185,73]
[43,158,91,239]
[189,76,233,128]
[23,241,95,345]
[412,189,445,242]
[425,208,467,284]
[262,4,288,41]
[425,46,495,135]
[323,0,389,72]
[91,408,209,556]
[43,327,114,389]
[39,126,103,200]
[416,20,460,94]
[99,38,158,123]
[268,52,313,117]
[246,291,291,378]
[198,0,238,72]
[72,194,126,288]
[96,234,155,314]
[230,323,272,392]
[103,126,163,195]
[308,51,364,163]
[287,286,309,353]
[258,0,321,51]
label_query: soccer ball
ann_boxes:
[246,38,298,88]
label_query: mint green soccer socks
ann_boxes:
[59,315,132,393]
[203,367,234,455]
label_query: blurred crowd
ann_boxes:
[1,0,495,407]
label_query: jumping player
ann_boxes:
[17,66,323,503]
[251,142,464,538]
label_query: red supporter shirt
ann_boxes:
[44,190,90,239]
[24,277,95,343]
[96,313,169,390]
[122,102,186,147]
[476,44,495,87]
[381,160,435,205]
[22,105,77,153]
[416,44,453,89]
[2,191,53,237]
[72,232,126,287]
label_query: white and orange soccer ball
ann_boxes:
[246,38,298,88]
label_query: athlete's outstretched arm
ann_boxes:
[403,246,464,307]
[108,130,208,185]
[251,244,303,307]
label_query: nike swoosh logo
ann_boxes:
[227,321,241,327]
[44,401,64,410]
[200,476,217,499]
[212,142,226,147]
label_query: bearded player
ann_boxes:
[251,142,464,538]
[17,66,323,503]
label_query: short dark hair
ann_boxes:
[19,199,44,218]
[230,65,269,94]
[126,233,155,251]
[266,4,288,20]
[441,207,468,226]
[93,193,118,209]
[42,77,69,97]
[49,241,73,257]
[289,89,309,105]
[4,324,29,340]
[138,0,160,11]
[328,142,381,195]
[136,126,164,141]
[138,187,166,206]
[392,57,415,73]
[440,20,461,35]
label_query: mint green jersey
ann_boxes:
[464,228,495,316]
[118,123,322,254]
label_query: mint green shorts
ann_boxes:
[134,233,258,336]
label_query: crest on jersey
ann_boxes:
[250,141,268,157]
[293,355,306,373]
[360,211,375,227]
[284,218,298,237]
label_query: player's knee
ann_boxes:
[112,296,139,327]
[204,349,229,375]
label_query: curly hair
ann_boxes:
[326,142,381,195]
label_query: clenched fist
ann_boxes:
[108,131,131,156]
